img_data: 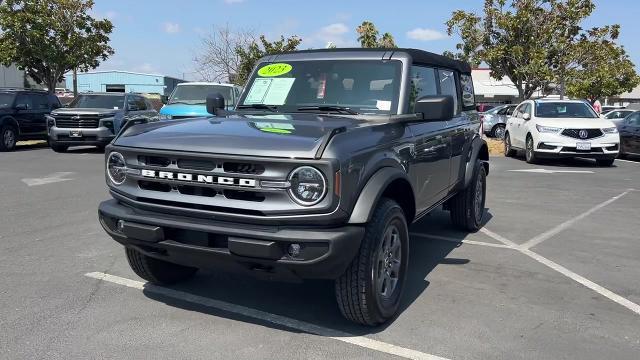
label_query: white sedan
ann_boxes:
[504,100,620,166]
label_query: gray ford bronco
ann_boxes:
[98,48,489,325]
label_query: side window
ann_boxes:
[15,94,34,110]
[506,106,516,115]
[513,104,524,118]
[126,96,137,110]
[438,69,459,115]
[460,73,474,109]
[33,94,49,110]
[524,103,532,116]
[628,113,640,126]
[409,66,437,111]
[497,107,508,115]
[134,96,147,110]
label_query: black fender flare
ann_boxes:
[348,167,413,224]
[462,135,489,189]
[0,116,20,135]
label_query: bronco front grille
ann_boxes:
[54,114,101,128]
[561,128,603,140]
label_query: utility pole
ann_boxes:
[73,68,78,97]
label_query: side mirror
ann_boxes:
[415,95,454,121]
[14,103,28,111]
[160,95,168,104]
[522,113,531,120]
[206,92,226,115]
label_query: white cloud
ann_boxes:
[305,23,354,48]
[224,0,245,4]
[163,22,181,34]
[406,28,446,41]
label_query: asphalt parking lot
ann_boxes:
[1,144,639,360]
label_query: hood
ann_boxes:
[160,103,209,117]
[114,113,366,158]
[52,107,119,116]
[536,117,616,129]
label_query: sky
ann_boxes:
[90,0,640,80]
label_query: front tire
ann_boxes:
[126,247,198,285]
[504,132,516,157]
[335,198,409,326]
[450,161,487,232]
[525,135,538,164]
[0,125,18,152]
[596,158,615,167]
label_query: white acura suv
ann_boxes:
[504,99,620,166]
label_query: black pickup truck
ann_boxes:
[99,48,489,325]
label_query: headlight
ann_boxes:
[536,125,561,133]
[288,166,327,206]
[602,127,618,134]
[159,113,172,120]
[107,152,127,185]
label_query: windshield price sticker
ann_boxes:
[258,63,293,77]
[244,78,296,105]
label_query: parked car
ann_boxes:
[48,92,158,152]
[55,88,73,98]
[98,48,489,326]
[0,88,61,152]
[602,109,635,124]
[476,103,496,113]
[482,104,516,138]
[616,111,640,158]
[159,82,242,120]
[504,99,620,166]
[601,105,625,115]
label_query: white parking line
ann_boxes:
[520,189,634,250]
[85,272,451,360]
[480,228,640,316]
[21,172,75,186]
[410,233,514,249]
[616,159,639,164]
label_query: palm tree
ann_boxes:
[356,21,379,48]
[379,33,397,48]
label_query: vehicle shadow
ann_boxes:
[511,153,618,168]
[65,146,105,154]
[142,208,491,335]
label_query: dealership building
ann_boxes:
[65,70,185,95]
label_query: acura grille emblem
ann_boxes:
[578,129,588,139]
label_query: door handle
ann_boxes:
[423,144,446,153]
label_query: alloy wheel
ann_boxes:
[376,224,402,299]
[3,128,15,149]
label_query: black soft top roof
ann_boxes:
[280,48,472,74]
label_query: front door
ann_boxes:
[622,113,640,154]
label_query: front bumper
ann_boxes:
[98,199,364,281]
[533,132,619,159]
[49,126,114,146]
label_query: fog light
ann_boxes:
[288,243,301,257]
[116,220,125,232]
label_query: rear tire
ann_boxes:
[125,247,198,285]
[0,125,18,152]
[450,161,487,232]
[525,135,538,164]
[596,158,615,167]
[335,198,409,326]
[491,124,506,139]
[50,143,68,153]
[504,132,516,157]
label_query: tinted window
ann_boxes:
[506,106,516,115]
[438,69,459,114]
[33,94,49,110]
[0,93,15,108]
[170,85,233,105]
[410,66,437,111]
[69,94,125,109]
[628,113,640,126]
[522,103,531,116]
[15,94,34,109]
[239,60,402,114]
[134,96,147,110]
[535,102,598,118]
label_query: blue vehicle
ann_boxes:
[159,82,242,120]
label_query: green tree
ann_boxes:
[565,29,640,101]
[356,21,397,48]
[0,0,114,94]
[235,35,302,86]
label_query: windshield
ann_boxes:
[169,85,233,104]
[535,102,598,118]
[238,60,402,114]
[0,93,15,108]
[69,94,125,109]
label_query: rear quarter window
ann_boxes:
[460,74,475,109]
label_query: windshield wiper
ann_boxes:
[297,106,359,115]
[236,104,278,112]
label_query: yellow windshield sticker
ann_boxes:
[258,63,292,77]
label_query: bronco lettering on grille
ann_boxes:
[141,169,256,187]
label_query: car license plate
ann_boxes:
[576,142,591,151]
[69,130,82,138]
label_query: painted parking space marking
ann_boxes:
[520,189,634,250]
[480,228,640,316]
[508,168,594,174]
[85,272,451,360]
[21,172,75,186]
[410,233,514,249]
